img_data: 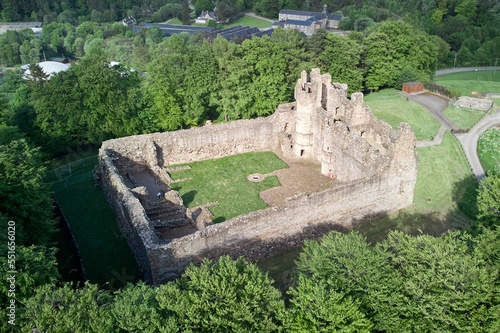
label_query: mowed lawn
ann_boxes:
[221,15,273,28]
[364,89,441,140]
[434,71,500,96]
[53,171,142,286]
[168,15,272,28]
[259,132,478,292]
[168,152,288,223]
[478,128,500,175]
[443,105,487,130]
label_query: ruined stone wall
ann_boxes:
[99,149,158,283]
[98,68,417,284]
[147,173,402,283]
[103,117,277,168]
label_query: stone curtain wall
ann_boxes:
[148,174,403,283]
[99,149,157,283]
[103,117,277,168]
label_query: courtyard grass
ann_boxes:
[259,132,478,292]
[364,89,442,140]
[167,151,288,223]
[434,71,500,96]
[478,128,500,175]
[443,105,486,130]
[52,169,142,287]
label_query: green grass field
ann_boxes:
[478,128,500,175]
[364,89,442,140]
[434,71,500,96]
[168,152,288,223]
[443,105,486,130]
[167,18,182,25]
[492,97,500,108]
[259,132,478,292]
[221,15,273,28]
[52,170,142,287]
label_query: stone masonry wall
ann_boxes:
[148,173,402,282]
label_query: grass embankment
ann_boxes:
[49,149,142,286]
[434,71,500,96]
[168,151,288,223]
[168,15,272,28]
[478,128,500,175]
[364,89,441,140]
[167,18,182,25]
[221,15,273,28]
[443,105,486,130]
[259,132,478,292]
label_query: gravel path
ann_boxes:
[407,93,458,131]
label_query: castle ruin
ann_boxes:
[97,69,417,284]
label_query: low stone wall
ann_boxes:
[454,96,493,112]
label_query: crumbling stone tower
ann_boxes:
[288,69,417,200]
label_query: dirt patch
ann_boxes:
[157,225,198,239]
[129,170,168,203]
[260,153,335,206]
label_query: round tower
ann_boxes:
[293,69,320,158]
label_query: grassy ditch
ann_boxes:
[50,155,142,286]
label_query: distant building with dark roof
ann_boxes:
[275,5,342,35]
[205,25,274,42]
[132,24,215,37]
[195,10,218,24]
[122,17,137,27]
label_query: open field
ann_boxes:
[52,170,142,286]
[443,105,486,130]
[364,89,442,140]
[167,18,182,25]
[168,152,288,223]
[221,15,273,28]
[434,71,500,96]
[478,128,500,175]
[259,132,477,292]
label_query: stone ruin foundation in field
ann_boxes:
[97,69,418,284]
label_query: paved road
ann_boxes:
[407,93,458,131]
[435,67,500,76]
[455,108,500,183]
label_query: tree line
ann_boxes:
[1,19,440,155]
[1,225,499,331]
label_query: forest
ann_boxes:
[0,0,500,331]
